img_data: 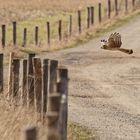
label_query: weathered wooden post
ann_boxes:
[35,26,39,46]
[8,52,14,97]
[13,21,17,46]
[78,10,81,33]
[108,0,111,19]
[115,0,118,16]
[23,127,37,140]
[27,53,35,108]
[47,22,50,45]
[98,3,102,23]
[21,59,27,105]
[57,68,68,140]
[68,15,72,36]
[0,54,3,93]
[90,6,94,25]
[42,59,49,114]
[87,7,91,28]
[12,59,20,97]
[58,20,62,41]
[22,28,27,47]
[1,25,6,48]
[125,0,128,14]
[33,57,42,112]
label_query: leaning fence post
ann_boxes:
[27,53,35,108]
[21,59,27,105]
[8,52,14,97]
[12,59,20,97]
[22,28,27,47]
[98,3,102,23]
[13,21,17,47]
[35,26,39,46]
[90,6,94,25]
[33,57,42,112]
[108,0,111,19]
[23,127,37,140]
[1,25,6,48]
[115,0,118,16]
[47,22,50,45]
[57,68,68,140]
[87,7,91,28]
[77,10,81,33]
[58,20,62,41]
[0,54,3,93]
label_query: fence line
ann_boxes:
[0,0,139,48]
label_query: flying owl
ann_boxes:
[101,32,133,54]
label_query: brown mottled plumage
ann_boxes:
[101,32,133,54]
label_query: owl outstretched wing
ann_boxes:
[108,32,122,48]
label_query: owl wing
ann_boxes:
[108,32,122,48]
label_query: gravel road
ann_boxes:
[40,15,140,140]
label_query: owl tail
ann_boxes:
[118,48,133,54]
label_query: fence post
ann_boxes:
[47,22,50,45]
[42,59,49,114]
[90,6,94,25]
[21,59,27,105]
[98,3,102,23]
[0,54,3,93]
[58,20,62,41]
[13,21,17,47]
[125,0,128,14]
[33,57,42,112]
[12,59,20,97]
[68,15,72,36]
[78,10,81,33]
[108,0,111,19]
[87,7,91,28]
[35,26,39,46]
[22,28,27,47]
[27,53,35,108]
[23,127,37,140]
[115,0,118,16]
[57,68,68,140]
[1,25,6,48]
[8,52,14,97]
[132,0,135,10]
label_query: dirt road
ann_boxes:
[39,15,140,140]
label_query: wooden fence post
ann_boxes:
[27,53,35,108]
[98,3,102,23]
[47,22,50,45]
[23,127,37,140]
[13,21,17,46]
[78,10,81,33]
[21,59,27,105]
[8,52,14,97]
[58,20,62,41]
[1,25,6,48]
[90,6,94,25]
[22,28,27,47]
[12,59,20,97]
[115,0,118,16]
[35,26,39,46]
[87,7,91,28]
[42,59,49,114]
[125,0,128,14]
[0,54,3,93]
[108,0,111,19]
[33,57,42,112]
[68,15,72,36]
[57,68,68,140]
